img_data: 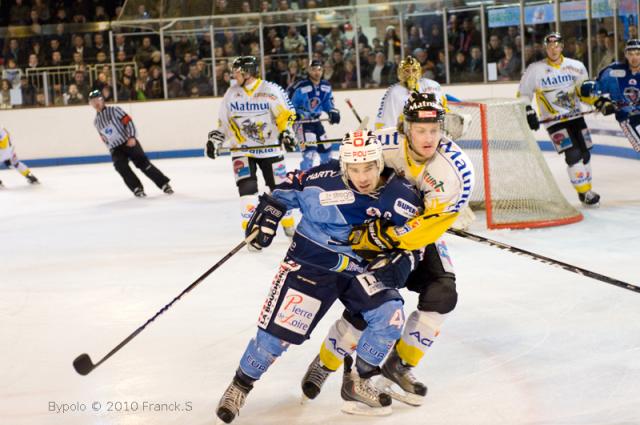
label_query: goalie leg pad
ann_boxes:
[396,310,446,367]
[239,328,290,380]
[356,300,404,367]
[319,316,362,371]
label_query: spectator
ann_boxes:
[92,71,110,93]
[47,38,64,60]
[383,25,402,59]
[69,34,90,62]
[117,75,137,101]
[52,7,68,23]
[174,35,194,61]
[325,25,347,52]
[64,83,86,105]
[199,32,213,59]
[281,59,302,91]
[502,26,519,48]
[330,48,346,84]
[216,69,231,95]
[4,38,27,67]
[2,59,23,87]
[469,46,483,77]
[33,0,50,23]
[0,79,13,108]
[166,71,183,99]
[145,66,164,99]
[94,5,109,22]
[451,51,468,77]
[135,77,147,100]
[49,50,64,66]
[407,25,425,53]
[93,33,108,58]
[29,39,46,65]
[183,62,212,96]
[71,70,90,98]
[435,50,446,82]
[9,0,30,25]
[116,50,128,63]
[71,0,90,20]
[27,8,43,26]
[322,60,334,82]
[178,51,194,79]
[19,76,36,106]
[138,67,149,85]
[135,37,158,68]
[284,26,307,54]
[263,55,279,82]
[35,91,46,107]
[269,37,285,56]
[371,37,383,52]
[164,53,179,77]
[352,25,369,49]
[51,82,65,106]
[121,65,136,82]
[455,18,481,55]
[596,33,615,72]
[137,4,151,19]
[497,44,521,80]
[26,53,40,70]
[368,51,394,88]
[487,34,504,63]
[310,24,325,47]
[96,51,109,66]
[341,59,358,89]
[114,34,133,59]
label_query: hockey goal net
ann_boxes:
[448,99,583,229]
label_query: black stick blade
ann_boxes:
[73,353,95,375]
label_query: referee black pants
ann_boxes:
[110,140,170,192]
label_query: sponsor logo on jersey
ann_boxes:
[395,219,420,236]
[257,261,301,329]
[377,132,400,146]
[310,97,320,110]
[393,198,419,218]
[229,101,270,112]
[274,288,321,335]
[319,190,356,205]
[540,73,574,87]
[629,79,637,86]
[423,172,445,192]
[273,162,287,178]
[254,92,277,100]
[441,141,474,211]
[320,85,331,92]
[624,87,640,105]
[610,69,626,78]
[306,169,338,180]
[233,159,251,179]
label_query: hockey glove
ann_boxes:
[525,105,540,131]
[367,249,424,289]
[594,97,616,116]
[328,108,341,125]
[279,128,298,152]
[349,219,399,260]
[245,193,288,249]
[206,129,225,159]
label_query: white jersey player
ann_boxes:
[206,56,297,235]
[301,91,475,407]
[518,32,600,206]
[0,126,39,187]
[375,55,470,143]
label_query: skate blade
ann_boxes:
[377,377,425,407]
[300,394,311,405]
[341,401,392,416]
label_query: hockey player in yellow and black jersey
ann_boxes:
[300,91,475,407]
[0,125,39,187]
[206,56,297,237]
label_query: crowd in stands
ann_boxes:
[0,0,631,109]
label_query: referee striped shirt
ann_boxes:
[94,106,137,150]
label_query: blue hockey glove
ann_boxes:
[328,108,341,125]
[366,249,424,289]
[245,194,288,249]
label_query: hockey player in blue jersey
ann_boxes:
[289,59,341,170]
[582,39,640,152]
[214,130,424,423]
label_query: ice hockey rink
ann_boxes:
[1,149,639,425]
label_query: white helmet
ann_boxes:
[339,129,384,175]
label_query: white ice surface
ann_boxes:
[1,152,639,425]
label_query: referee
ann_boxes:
[89,90,173,197]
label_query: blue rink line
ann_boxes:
[6,142,638,169]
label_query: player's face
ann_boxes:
[545,40,563,61]
[308,66,323,82]
[232,67,245,85]
[625,49,640,69]
[409,122,441,159]
[346,161,380,194]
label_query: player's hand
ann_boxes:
[245,193,288,250]
[525,105,540,131]
[349,219,398,259]
[367,249,424,289]
[451,206,475,230]
[328,108,341,125]
[206,130,225,159]
[279,128,298,152]
[594,97,616,116]
[126,138,137,147]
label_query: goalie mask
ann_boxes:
[397,56,422,91]
[339,130,384,186]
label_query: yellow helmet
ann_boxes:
[397,56,422,90]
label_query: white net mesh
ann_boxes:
[449,98,582,229]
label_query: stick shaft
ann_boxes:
[447,229,640,294]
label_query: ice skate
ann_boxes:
[133,187,147,198]
[340,356,392,416]
[26,173,39,184]
[378,347,427,406]
[301,354,333,402]
[215,375,253,424]
[579,190,600,207]
[162,183,174,194]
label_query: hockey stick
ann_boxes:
[539,109,597,124]
[73,230,259,376]
[447,228,640,294]
[345,98,364,124]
